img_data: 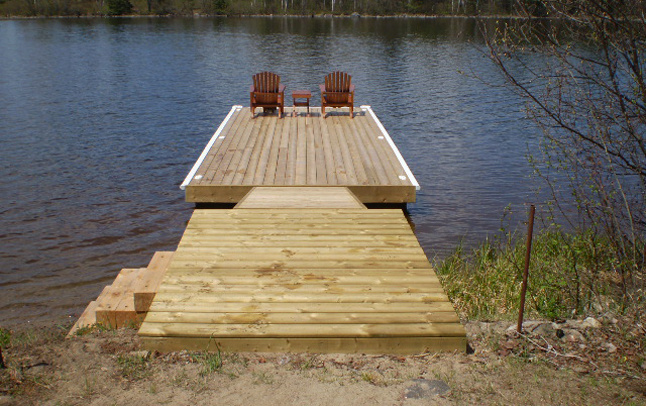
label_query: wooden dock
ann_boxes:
[181,106,419,204]
[138,188,466,354]
[73,105,465,354]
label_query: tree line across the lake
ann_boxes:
[0,0,541,17]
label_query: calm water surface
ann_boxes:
[0,17,542,325]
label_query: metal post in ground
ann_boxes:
[517,204,536,334]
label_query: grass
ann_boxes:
[190,348,224,376]
[435,229,645,322]
[199,351,223,376]
[74,323,110,337]
[116,353,150,380]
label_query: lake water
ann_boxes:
[0,17,543,326]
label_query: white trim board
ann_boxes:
[361,105,420,191]
[180,105,242,190]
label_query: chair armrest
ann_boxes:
[349,84,355,93]
[319,84,326,94]
[279,84,286,93]
[250,85,256,92]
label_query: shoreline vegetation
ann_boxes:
[436,228,645,323]
[0,0,521,18]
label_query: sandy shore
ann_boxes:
[0,319,643,405]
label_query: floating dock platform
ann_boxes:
[180,106,418,204]
[75,105,465,354]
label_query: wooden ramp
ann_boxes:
[139,199,466,354]
[235,186,365,209]
[180,106,419,204]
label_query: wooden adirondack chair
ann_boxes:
[320,71,355,118]
[250,72,286,118]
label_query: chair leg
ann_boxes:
[350,105,353,118]
[251,106,255,119]
[322,106,326,118]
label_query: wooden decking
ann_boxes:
[138,200,466,354]
[70,105,466,354]
[181,106,418,204]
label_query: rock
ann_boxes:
[505,324,517,333]
[560,328,585,343]
[521,321,544,332]
[603,342,617,353]
[404,379,450,399]
[565,319,583,329]
[581,317,602,329]
[533,323,557,337]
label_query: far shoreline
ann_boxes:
[0,13,527,20]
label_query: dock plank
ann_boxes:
[200,109,247,184]
[143,336,467,355]
[143,311,460,324]
[317,114,338,185]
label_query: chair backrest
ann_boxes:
[324,71,352,103]
[253,71,281,97]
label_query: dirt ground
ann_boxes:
[0,319,644,406]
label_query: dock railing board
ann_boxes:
[180,106,419,204]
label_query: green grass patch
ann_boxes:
[116,353,150,380]
[191,349,224,376]
[435,229,645,321]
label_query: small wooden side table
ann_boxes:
[292,90,312,117]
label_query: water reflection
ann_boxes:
[0,17,542,325]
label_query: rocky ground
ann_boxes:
[0,316,644,405]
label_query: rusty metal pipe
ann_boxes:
[517,204,536,334]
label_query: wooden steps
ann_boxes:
[134,251,174,312]
[67,251,173,336]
